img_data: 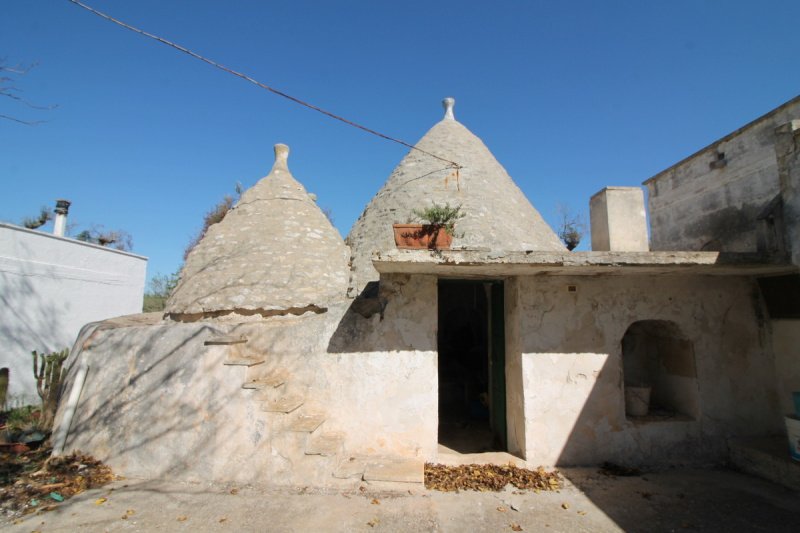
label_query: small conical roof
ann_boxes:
[346,98,564,291]
[166,144,350,318]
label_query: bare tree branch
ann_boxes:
[0,60,56,125]
[0,113,43,126]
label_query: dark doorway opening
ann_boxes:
[438,280,506,453]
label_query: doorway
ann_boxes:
[438,279,506,453]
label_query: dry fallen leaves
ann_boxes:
[371,498,380,505]
[0,449,115,521]
[511,524,523,531]
[424,463,561,492]
[177,515,188,522]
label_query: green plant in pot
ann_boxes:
[393,202,464,249]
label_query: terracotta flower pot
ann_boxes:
[392,224,453,250]
[0,442,30,454]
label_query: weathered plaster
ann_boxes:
[644,96,800,253]
[54,274,438,487]
[513,274,777,466]
[590,187,649,252]
[503,277,525,457]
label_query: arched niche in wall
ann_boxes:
[621,320,700,421]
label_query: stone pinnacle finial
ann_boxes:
[442,97,455,120]
[272,143,290,172]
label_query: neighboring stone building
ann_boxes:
[645,95,800,259]
[643,96,800,419]
[52,97,799,488]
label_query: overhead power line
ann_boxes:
[66,0,461,170]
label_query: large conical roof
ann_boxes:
[166,144,350,318]
[346,98,565,291]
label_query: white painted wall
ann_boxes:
[514,274,777,467]
[54,274,437,487]
[0,223,147,405]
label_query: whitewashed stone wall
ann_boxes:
[513,274,777,466]
[0,224,147,405]
[644,97,800,252]
[54,274,438,487]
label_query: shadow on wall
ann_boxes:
[58,322,240,478]
[0,238,70,403]
[554,319,703,469]
[327,277,438,354]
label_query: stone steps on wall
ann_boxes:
[261,394,305,413]
[362,456,425,484]
[305,432,344,456]
[333,456,367,479]
[242,371,288,390]
[287,412,326,433]
[332,454,425,484]
[213,337,417,487]
[204,335,248,346]
[223,356,265,366]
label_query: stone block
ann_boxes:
[590,187,649,251]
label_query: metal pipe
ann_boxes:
[53,199,71,237]
[51,363,89,456]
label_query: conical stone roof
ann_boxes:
[165,144,350,318]
[346,98,565,291]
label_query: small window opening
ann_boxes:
[621,320,699,421]
[709,151,727,169]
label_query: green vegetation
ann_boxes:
[32,349,68,430]
[142,271,180,312]
[184,182,243,261]
[411,202,464,236]
[556,204,586,251]
[75,227,133,251]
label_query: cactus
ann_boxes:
[32,349,68,430]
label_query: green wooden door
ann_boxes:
[489,282,506,449]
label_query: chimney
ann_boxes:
[53,199,71,237]
[590,187,649,251]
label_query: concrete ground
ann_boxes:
[5,467,799,532]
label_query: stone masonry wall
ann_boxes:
[54,274,438,488]
[514,274,776,467]
[644,96,800,252]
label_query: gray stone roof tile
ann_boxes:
[165,144,350,317]
[346,98,564,291]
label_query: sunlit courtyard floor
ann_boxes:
[5,465,799,532]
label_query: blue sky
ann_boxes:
[2,1,799,282]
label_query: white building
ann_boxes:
[0,220,147,405]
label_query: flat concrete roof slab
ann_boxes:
[373,249,797,277]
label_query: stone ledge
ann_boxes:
[373,249,797,277]
[728,436,800,492]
